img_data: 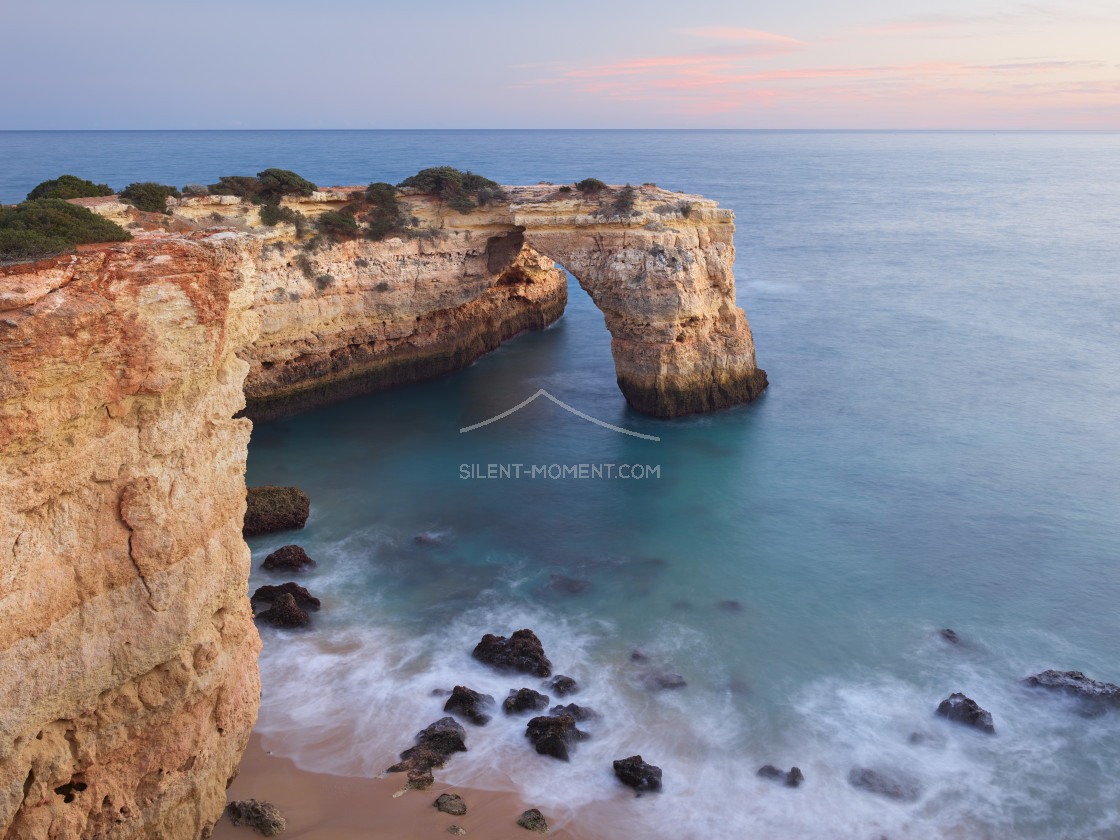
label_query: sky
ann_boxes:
[3,0,1118,129]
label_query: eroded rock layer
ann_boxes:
[0,233,263,840]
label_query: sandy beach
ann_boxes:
[211,733,584,840]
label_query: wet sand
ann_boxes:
[211,732,584,840]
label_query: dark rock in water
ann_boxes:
[547,675,579,697]
[386,717,468,789]
[251,581,320,612]
[525,714,587,761]
[430,688,453,697]
[224,799,286,836]
[445,685,495,726]
[757,765,804,787]
[630,648,651,662]
[516,808,549,833]
[640,671,687,691]
[254,592,310,628]
[937,693,995,734]
[504,688,550,715]
[716,599,743,613]
[613,755,663,793]
[244,485,309,537]
[434,793,467,816]
[547,574,591,595]
[848,767,922,802]
[472,629,553,678]
[940,628,960,644]
[550,703,597,722]
[261,544,316,573]
[1021,670,1120,715]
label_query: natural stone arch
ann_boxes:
[512,187,767,418]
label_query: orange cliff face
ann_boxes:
[0,232,262,840]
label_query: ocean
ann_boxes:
[6,130,1120,838]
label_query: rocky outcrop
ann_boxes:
[0,232,262,839]
[472,629,553,678]
[613,755,662,793]
[169,183,764,419]
[936,693,995,733]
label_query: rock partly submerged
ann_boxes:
[757,764,804,787]
[936,692,995,734]
[504,688,551,715]
[387,717,468,790]
[260,544,316,572]
[525,714,588,761]
[848,767,922,802]
[444,685,496,726]
[613,755,663,794]
[244,485,310,537]
[254,593,310,629]
[472,629,553,678]
[251,582,321,612]
[1021,670,1120,715]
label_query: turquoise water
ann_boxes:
[6,131,1120,838]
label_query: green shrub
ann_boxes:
[183,184,210,195]
[611,184,636,216]
[575,178,607,195]
[0,199,131,260]
[208,175,263,201]
[558,185,572,193]
[316,210,360,240]
[260,203,308,235]
[257,169,317,202]
[119,182,181,215]
[363,182,403,240]
[314,274,335,290]
[26,175,114,201]
[375,281,391,292]
[397,167,501,214]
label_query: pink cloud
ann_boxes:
[682,26,807,45]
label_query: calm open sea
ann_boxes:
[6,130,1120,838]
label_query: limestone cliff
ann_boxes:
[0,232,262,840]
[171,183,765,419]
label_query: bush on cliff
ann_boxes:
[259,202,309,235]
[119,182,181,215]
[575,178,607,195]
[257,169,317,202]
[26,174,114,201]
[208,175,265,201]
[363,181,403,241]
[0,199,131,261]
[397,167,502,214]
[316,209,361,241]
[611,184,637,215]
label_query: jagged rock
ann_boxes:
[224,799,286,836]
[757,765,803,787]
[940,628,960,644]
[547,675,579,697]
[525,714,587,761]
[640,671,686,691]
[613,755,663,793]
[516,809,549,833]
[848,768,922,802]
[936,693,995,733]
[1022,670,1120,715]
[386,717,467,789]
[254,593,310,628]
[504,688,550,715]
[261,544,316,572]
[547,574,591,595]
[444,686,495,726]
[472,629,553,678]
[244,486,310,537]
[550,703,597,722]
[251,582,320,612]
[434,793,467,816]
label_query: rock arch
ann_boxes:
[512,186,767,417]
